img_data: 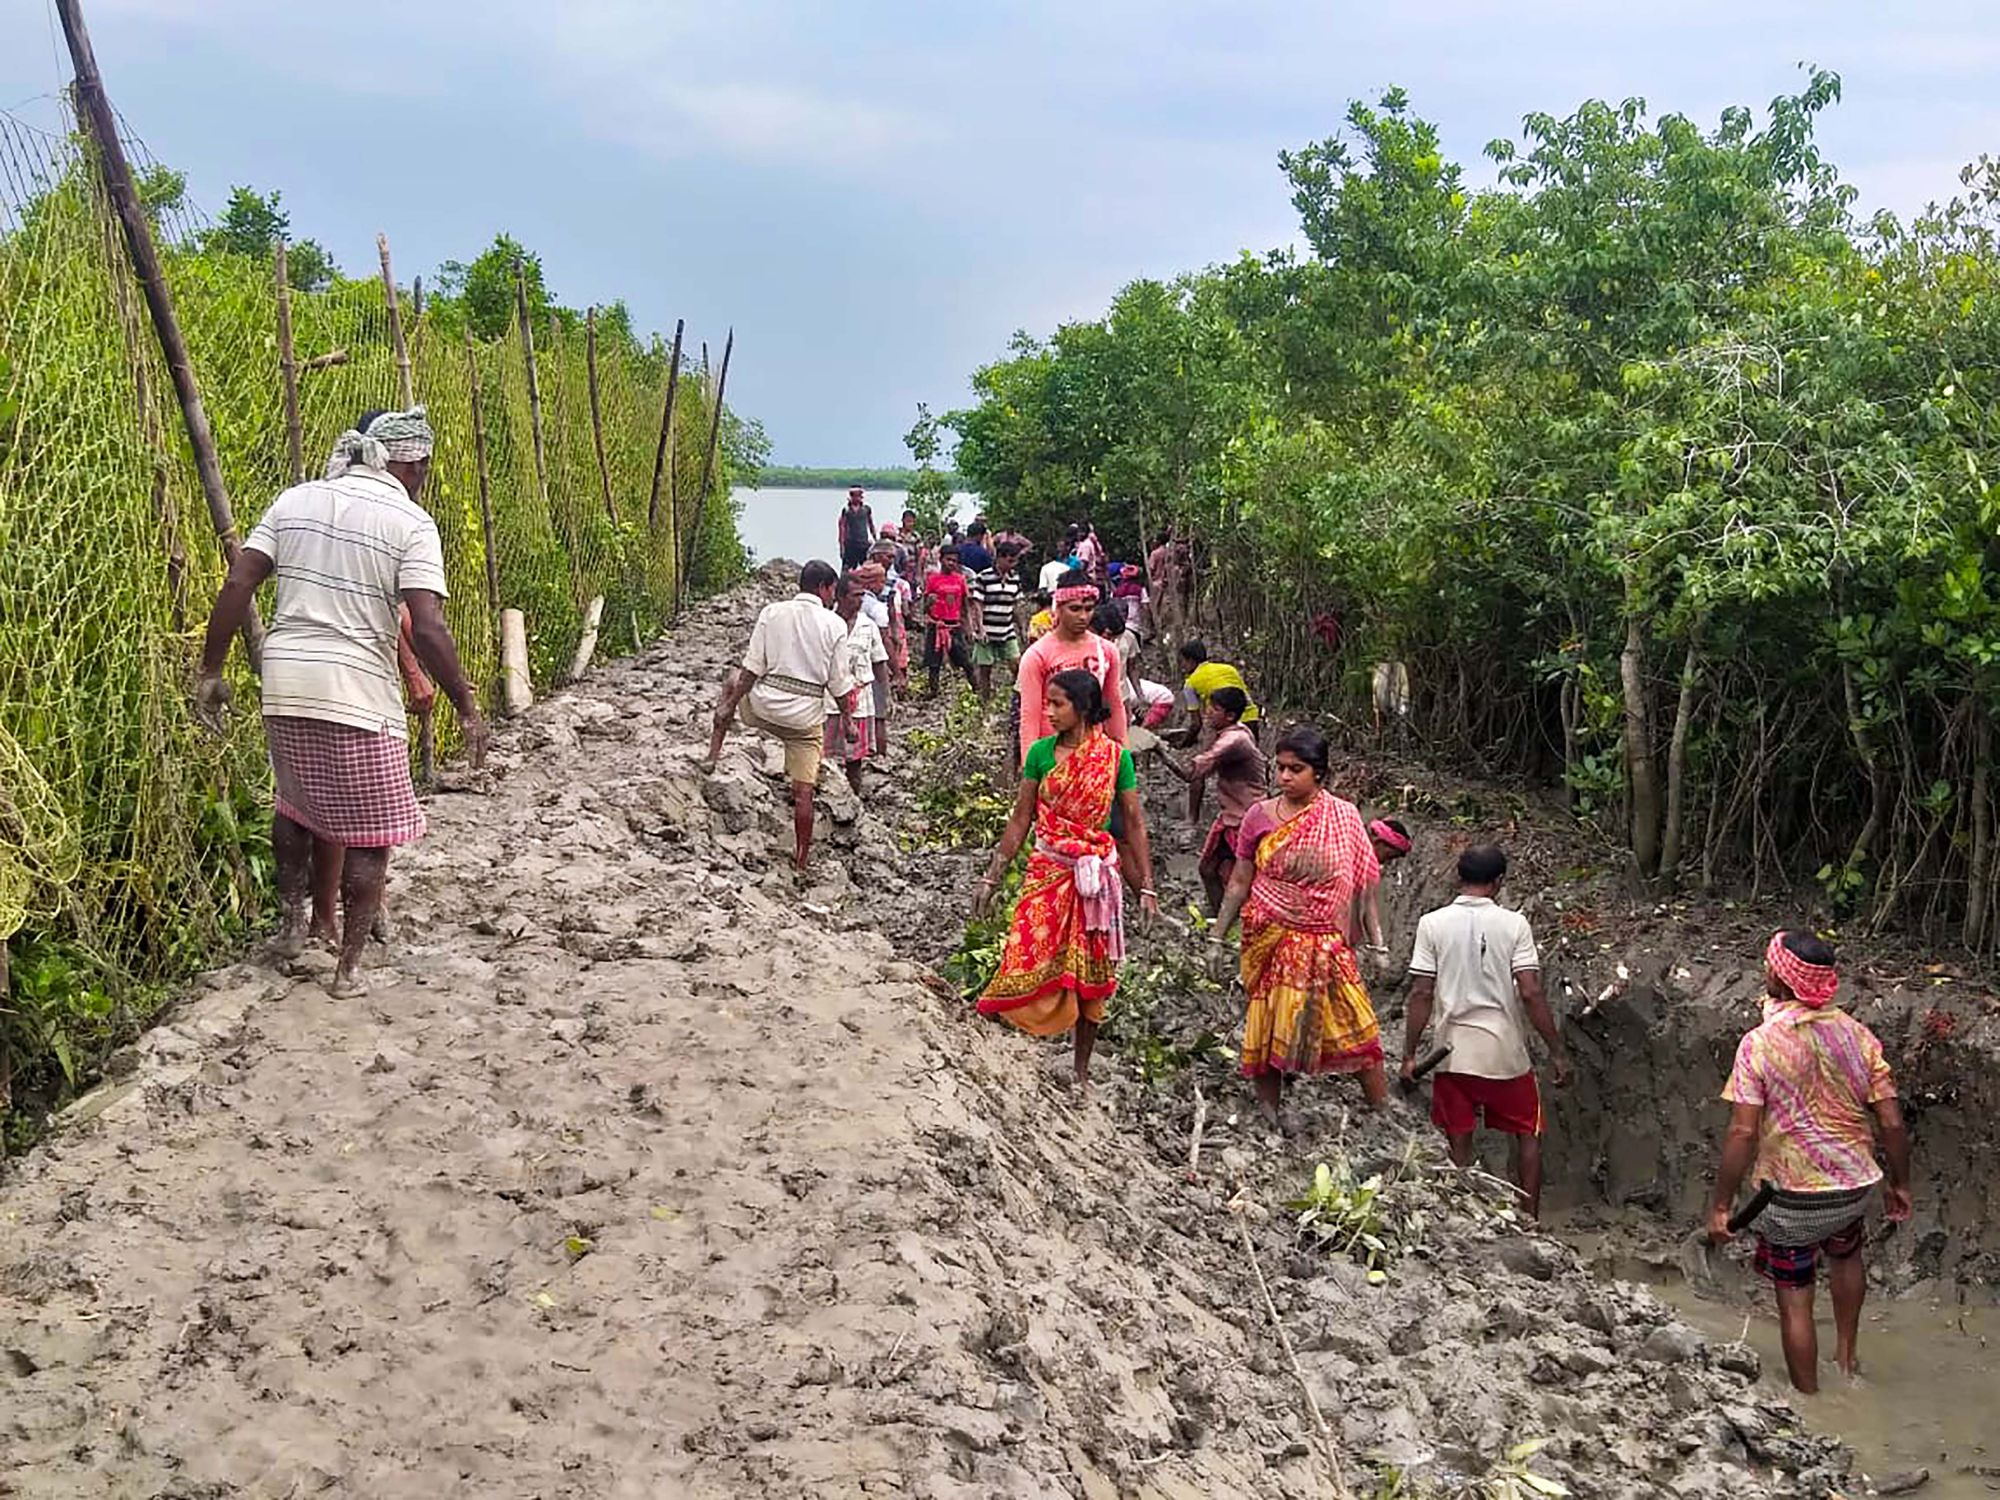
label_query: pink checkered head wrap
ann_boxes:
[1766,930,1838,1008]
[1053,585,1097,605]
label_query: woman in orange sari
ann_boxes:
[973,668,1161,1085]
[1212,724,1388,1124]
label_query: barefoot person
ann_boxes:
[705,561,855,870]
[967,541,1025,702]
[836,485,876,570]
[1211,726,1387,1124]
[1707,931,1913,1393]
[825,571,889,796]
[1158,686,1265,915]
[972,670,1160,1087]
[1402,845,1571,1218]
[1016,572,1129,763]
[194,406,487,998]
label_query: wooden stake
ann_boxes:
[1233,1209,1354,1498]
[500,609,534,717]
[275,238,304,484]
[58,0,262,666]
[463,331,503,711]
[409,273,426,370]
[585,307,616,524]
[647,318,684,533]
[680,328,733,612]
[514,259,551,523]
[74,81,188,631]
[378,232,413,408]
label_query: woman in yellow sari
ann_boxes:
[973,669,1161,1086]
[1212,724,1388,1124]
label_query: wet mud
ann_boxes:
[3,565,1977,1498]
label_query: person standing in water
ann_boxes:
[1402,845,1570,1218]
[1707,930,1912,1393]
[972,669,1160,1088]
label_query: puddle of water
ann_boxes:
[1568,1229,2000,1496]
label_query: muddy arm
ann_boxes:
[1873,1097,1912,1199]
[1401,975,1437,1072]
[1710,1101,1763,1214]
[1211,852,1256,940]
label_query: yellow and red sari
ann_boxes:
[1238,792,1382,1076]
[977,730,1126,1036]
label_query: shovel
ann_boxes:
[1678,1179,1777,1286]
[1398,1043,1453,1095]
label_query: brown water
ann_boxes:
[1575,1237,2000,1496]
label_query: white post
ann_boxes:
[500,608,534,717]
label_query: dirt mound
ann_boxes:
[1,575,1851,1497]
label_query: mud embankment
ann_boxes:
[0,567,1892,1498]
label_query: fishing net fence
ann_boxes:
[0,103,738,1088]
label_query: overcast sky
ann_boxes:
[6,1,1998,462]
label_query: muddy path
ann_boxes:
[1,568,1860,1498]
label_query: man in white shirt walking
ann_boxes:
[704,560,856,870]
[195,406,486,998]
[1402,844,1571,1218]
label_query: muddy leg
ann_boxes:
[1254,1071,1283,1127]
[790,781,815,870]
[1828,1246,1866,1377]
[1512,1133,1544,1221]
[1357,1062,1389,1110]
[1198,853,1229,917]
[845,758,865,797]
[1445,1131,1475,1169]
[271,813,314,957]
[973,664,992,701]
[309,837,343,944]
[706,669,750,768]
[333,847,389,996]
[1774,1281,1821,1393]
[1073,1017,1100,1088]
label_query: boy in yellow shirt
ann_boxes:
[1178,639,1259,742]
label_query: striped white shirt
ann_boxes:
[245,469,448,739]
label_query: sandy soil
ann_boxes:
[1,568,1856,1498]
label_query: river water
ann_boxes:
[730,487,976,569]
[1569,1231,1999,1494]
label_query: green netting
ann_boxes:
[0,108,740,1109]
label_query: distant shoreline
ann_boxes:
[745,465,966,490]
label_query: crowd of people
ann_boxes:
[196,466,1920,1402]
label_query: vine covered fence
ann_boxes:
[0,104,748,1128]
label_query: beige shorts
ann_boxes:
[739,695,822,786]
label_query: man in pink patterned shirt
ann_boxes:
[1708,930,1912,1393]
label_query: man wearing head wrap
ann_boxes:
[195,405,486,998]
[1707,929,1912,1393]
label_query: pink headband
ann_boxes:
[1368,819,1411,855]
[1053,586,1097,605]
[1766,930,1838,1008]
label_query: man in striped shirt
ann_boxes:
[195,407,484,998]
[967,541,1024,701]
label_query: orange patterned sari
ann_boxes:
[1239,792,1382,1076]
[977,731,1126,1036]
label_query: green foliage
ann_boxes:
[196,186,337,291]
[1289,1152,1428,1283]
[436,233,548,341]
[949,69,2000,944]
[901,403,957,537]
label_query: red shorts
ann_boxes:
[1430,1070,1541,1137]
[1754,1219,1865,1289]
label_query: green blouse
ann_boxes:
[1022,734,1137,829]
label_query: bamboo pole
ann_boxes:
[514,259,551,525]
[464,331,503,713]
[75,82,188,631]
[409,273,426,370]
[275,238,304,484]
[585,307,616,524]
[680,329,733,612]
[58,0,262,666]
[647,319,684,534]
[378,232,413,408]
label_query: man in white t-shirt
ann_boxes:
[1403,844,1571,1218]
[705,560,856,870]
[826,571,890,794]
[195,406,486,998]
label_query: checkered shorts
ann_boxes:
[265,715,425,847]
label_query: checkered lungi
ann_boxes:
[264,714,426,847]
